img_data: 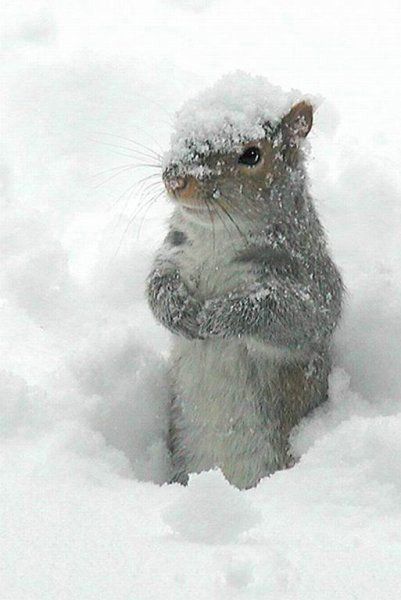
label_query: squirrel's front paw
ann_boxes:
[198,292,254,338]
[197,298,232,338]
[171,294,203,340]
[147,270,203,340]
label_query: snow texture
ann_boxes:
[166,71,315,167]
[163,470,261,544]
[1,0,401,598]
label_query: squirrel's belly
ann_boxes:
[171,338,280,488]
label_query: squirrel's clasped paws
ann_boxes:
[147,270,203,340]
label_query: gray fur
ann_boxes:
[165,229,187,247]
[146,113,343,489]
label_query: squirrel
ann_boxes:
[146,76,343,490]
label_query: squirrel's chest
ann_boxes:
[178,233,247,299]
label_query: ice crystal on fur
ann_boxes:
[165,71,316,169]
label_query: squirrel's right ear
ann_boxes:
[281,101,313,141]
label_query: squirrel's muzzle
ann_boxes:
[163,175,187,195]
[163,173,200,202]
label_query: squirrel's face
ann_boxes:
[163,101,313,225]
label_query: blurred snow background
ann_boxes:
[1,1,401,598]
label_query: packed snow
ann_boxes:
[1,1,401,599]
[166,71,315,167]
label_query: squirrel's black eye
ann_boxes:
[238,147,261,166]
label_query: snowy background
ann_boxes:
[1,1,401,598]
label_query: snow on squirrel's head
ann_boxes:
[162,72,316,223]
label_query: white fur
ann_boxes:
[175,208,249,299]
[170,208,291,488]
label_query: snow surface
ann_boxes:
[166,71,315,166]
[1,1,401,598]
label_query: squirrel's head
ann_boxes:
[163,87,313,227]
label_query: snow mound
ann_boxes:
[163,470,261,544]
[166,71,315,167]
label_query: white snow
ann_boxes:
[1,1,401,598]
[166,71,314,166]
[163,470,261,544]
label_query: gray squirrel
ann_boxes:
[146,81,343,490]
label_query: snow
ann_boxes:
[163,470,261,544]
[1,0,401,598]
[166,71,315,167]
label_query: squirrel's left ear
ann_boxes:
[281,101,313,140]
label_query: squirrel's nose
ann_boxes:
[164,175,187,195]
